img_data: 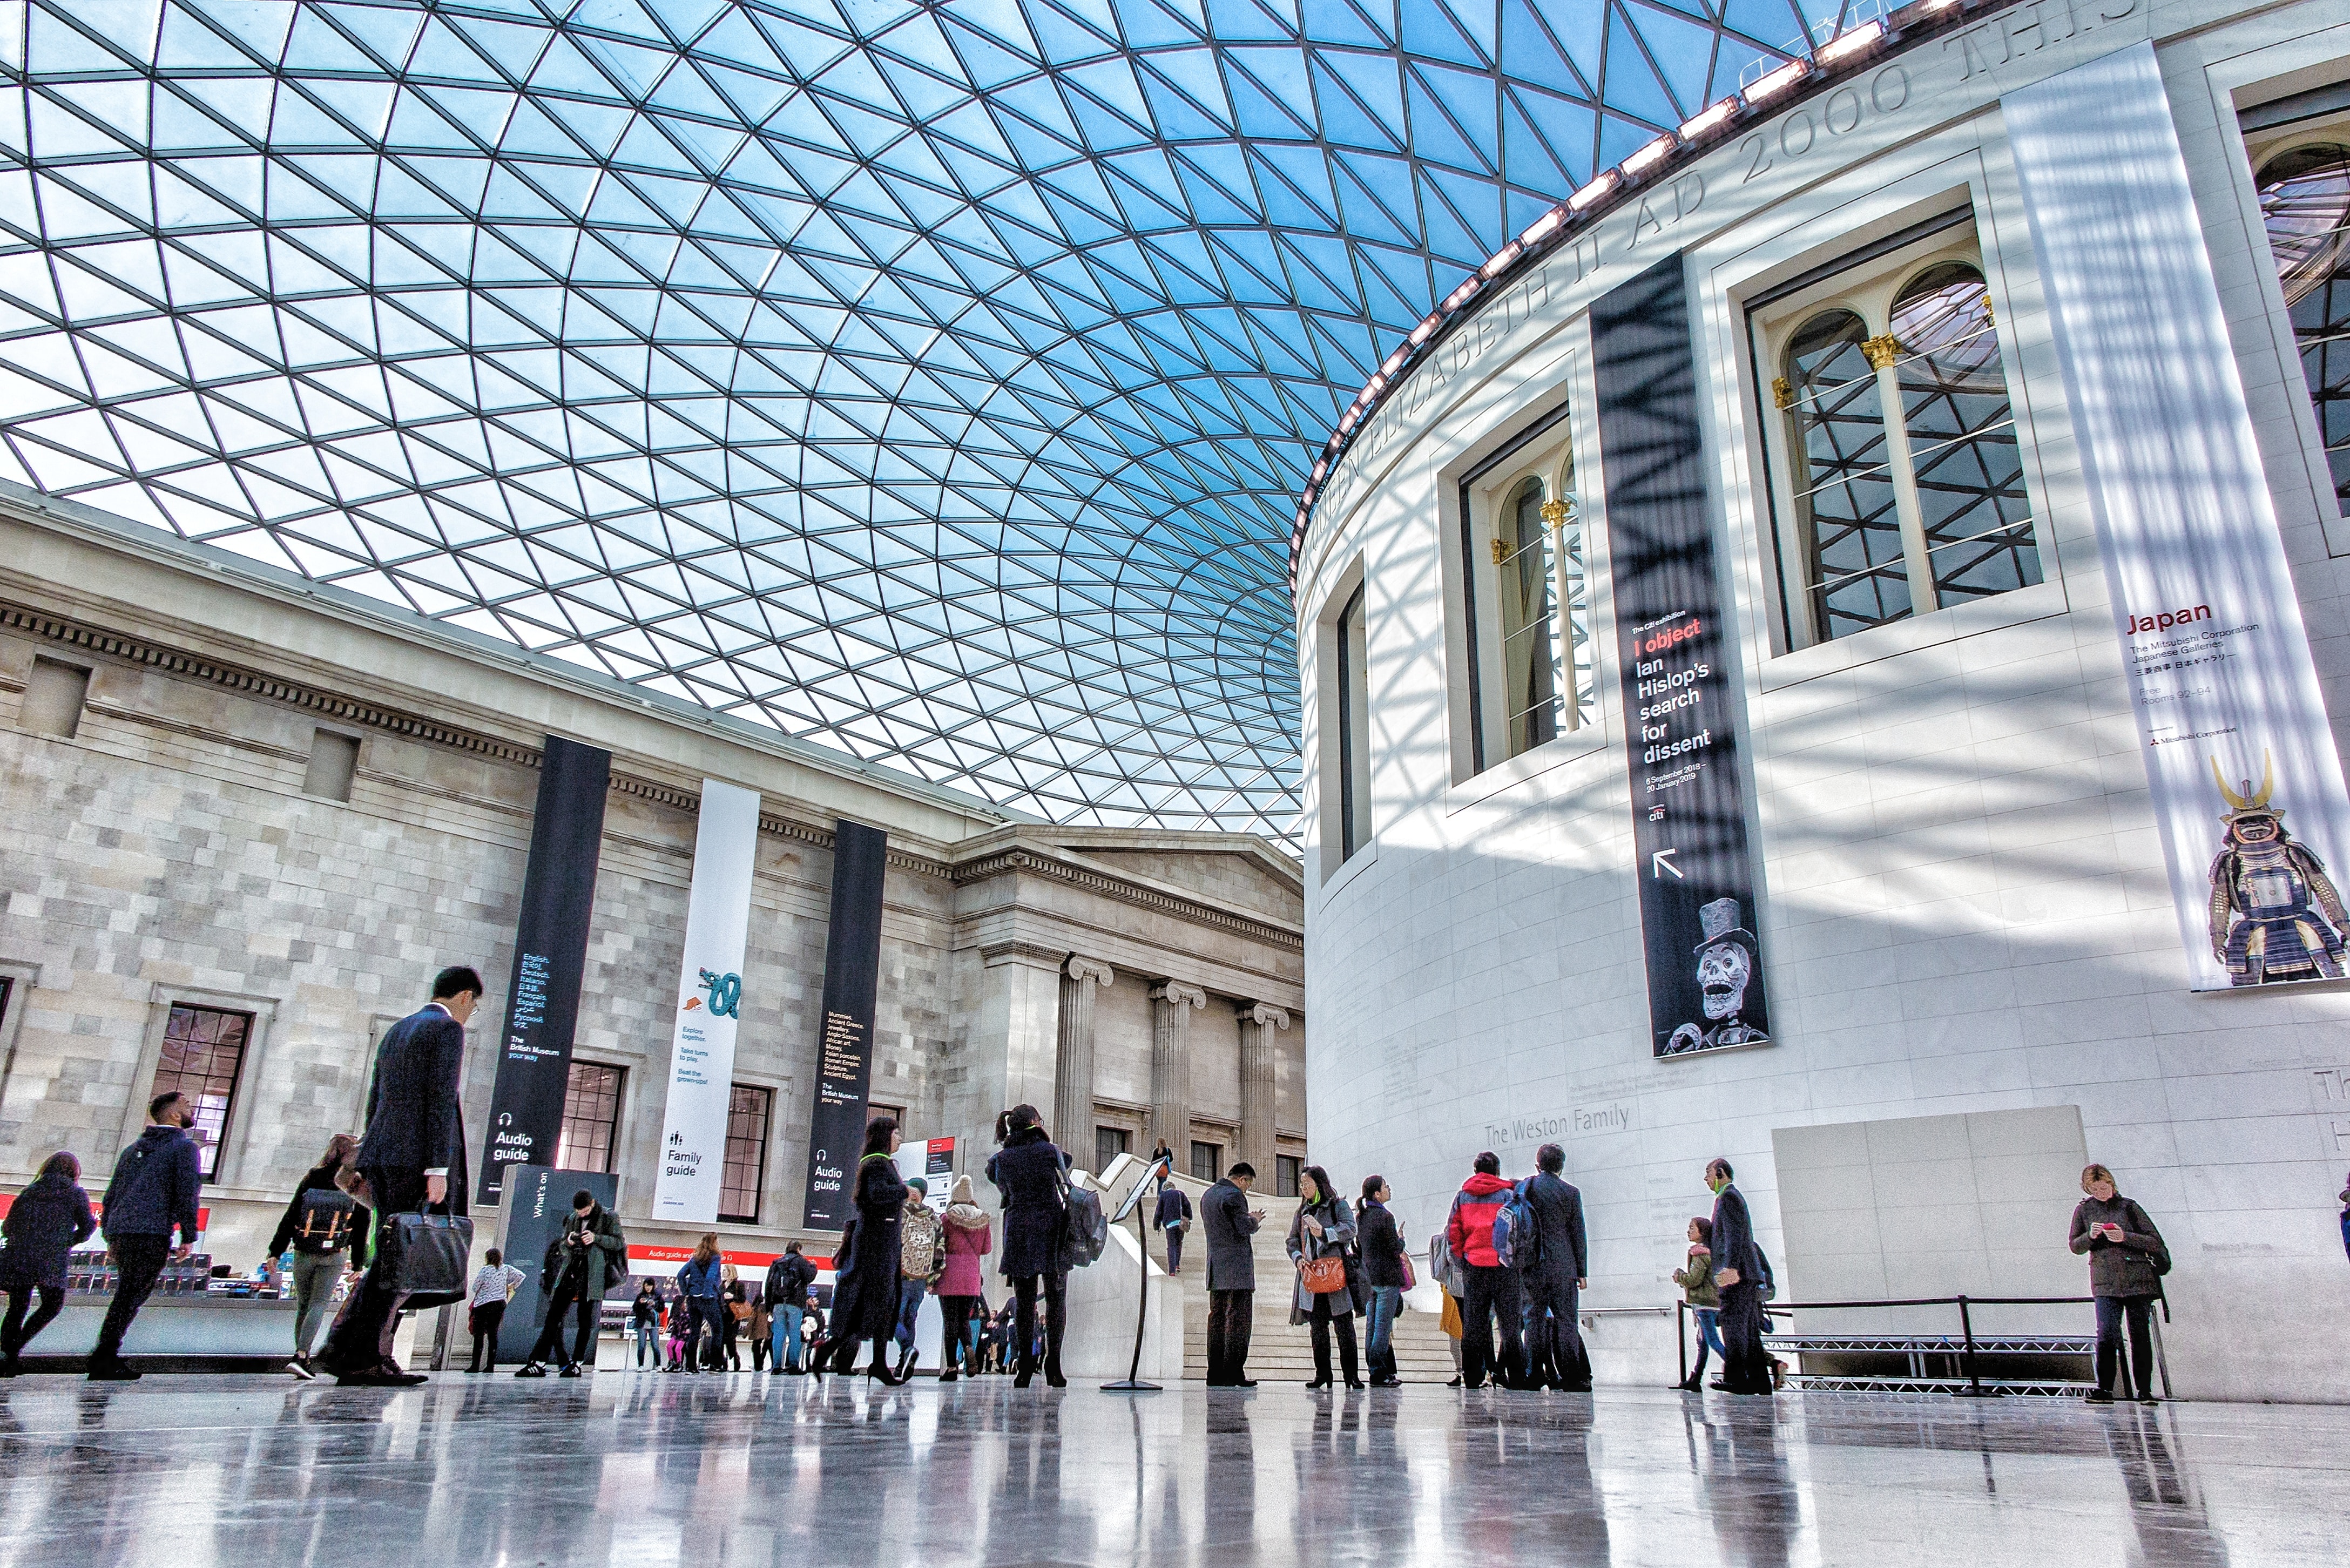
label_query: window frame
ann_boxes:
[554,1059,625,1176]
[719,1082,773,1225]
[1188,1140,1221,1182]
[149,1001,255,1184]
[1274,1154,1301,1199]
[1095,1124,1132,1175]
[2240,97,2350,538]
[126,983,277,1187]
[1750,218,2044,653]
[1334,580,1370,863]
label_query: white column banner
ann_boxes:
[653,779,763,1221]
[2007,42,2350,990]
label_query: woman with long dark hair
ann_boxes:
[1355,1174,1408,1386]
[675,1234,726,1372]
[830,1114,911,1383]
[984,1103,1071,1388]
[1,1151,94,1375]
[1287,1163,1361,1389]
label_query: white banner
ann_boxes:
[2007,44,2350,990]
[652,779,763,1221]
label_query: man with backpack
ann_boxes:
[1706,1157,1773,1395]
[1443,1151,1525,1389]
[897,1175,944,1378]
[764,1242,818,1373]
[89,1091,204,1381]
[263,1132,368,1380]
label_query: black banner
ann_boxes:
[496,1164,622,1364]
[1591,255,1772,1060]
[478,735,611,1204]
[801,819,888,1227]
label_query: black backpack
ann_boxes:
[291,1187,356,1255]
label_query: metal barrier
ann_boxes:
[1676,1294,2172,1398]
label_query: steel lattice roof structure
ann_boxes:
[0,0,1833,842]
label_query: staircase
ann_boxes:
[1098,1157,1458,1383]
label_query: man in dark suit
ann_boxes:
[1523,1141,1591,1391]
[318,965,481,1387]
[1707,1157,1773,1395]
[1201,1161,1264,1387]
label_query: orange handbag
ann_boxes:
[1300,1255,1348,1295]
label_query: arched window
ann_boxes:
[1782,307,1905,640]
[1498,475,1561,755]
[2256,143,2350,517]
[1889,262,2035,604]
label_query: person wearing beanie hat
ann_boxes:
[895,1173,944,1378]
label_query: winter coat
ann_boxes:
[2070,1194,2169,1298]
[1709,1183,1759,1292]
[985,1125,1070,1280]
[265,1161,370,1260]
[900,1198,943,1280]
[1522,1170,1589,1289]
[1444,1172,1513,1270]
[1355,1199,1408,1289]
[839,1153,908,1339]
[1673,1246,1719,1308]
[102,1124,202,1243]
[1201,1177,1259,1291]
[543,1202,627,1294]
[1286,1194,1358,1318]
[940,1202,994,1297]
[675,1254,725,1301]
[0,1172,97,1290]
[1154,1185,1192,1233]
[764,1252,816,1309]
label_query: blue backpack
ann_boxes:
[1493,1180,1539,1270]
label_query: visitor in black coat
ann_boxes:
[1,1152,96,1373]
[836,1115,909,1383]
[1706,1157,1772,1395]
[1521,1144,1591,1391]
[984,1104,1071,1388]
[318,964,481,1387]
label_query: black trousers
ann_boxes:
[1009,1272,1065,1377]
[1207,1288,1253,1383]
[529,1274,598,1368]
[92,1235,171,1362]
[684,1297,725,1369]
[1525,1276,1588,1388]
[2,1283,66,1358]
[939,1295,979,1374]
[2096,1294,2157,1397]
[469,1300,506,1371]
[320,1168,429,1373]
[1460,1264,1524,1388]
[1306,1292,1359,1384]
[1718,1281,1772,1394]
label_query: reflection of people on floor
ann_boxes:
[2107,1412,2231,1567]
[1688,1402,1800,1568]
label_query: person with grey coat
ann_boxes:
[2069,1162,2170,1404]
[1201,1164,1264,1385]
[1286,1164,1361,1389]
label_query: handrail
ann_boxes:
[1674,1292,2167,1399]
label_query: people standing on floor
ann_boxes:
[764,1242,816,1373]
[1444,1151,1523,1390]
[1705,1158,1773,1396]
[1287,1164,1362,1389]
[87,1091,204,1382]
[629,1281,660,1368]
[675,1235,727,1373]
[263,1132,367,1382]
[721,1267,748,1370]
[801,1292,828,1375]
[749,1282,772,1372]
[1202,1160,1265,1387]
[897,1174,943,1378]
[519,1189,624,1378]
[1521,1143,1591,1392]
[937,1174,992,1382]
[465,1248,523,1373]
[1355,1175,1408,1387]
[663,1289,687,1370]
[318,965,480,1388]
[2070,1163,2170,1405]
[1149,1138,1174,1192]
[1673,1215,1725,1391]
[984,1103,1072,1389]
[0,1151,96,1376]
[1155,1176,1193,1274]
[832,1115,911,1384]
[987,1300,1014,1374]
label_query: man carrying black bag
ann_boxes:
[318,965,481,1388]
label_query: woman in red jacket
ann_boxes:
[1444,1151,1524,1389]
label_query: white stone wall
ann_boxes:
[1296,0,2350,1402]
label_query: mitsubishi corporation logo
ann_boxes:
[695,968,742,1018]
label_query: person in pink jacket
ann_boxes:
[936,1174,994,1382]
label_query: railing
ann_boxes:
[1677,1294,2172,1398]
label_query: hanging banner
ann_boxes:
[2007,44,2350,991]
[477,735,610,1205]
[496,1164,621,1364]
[650,779,764,1222]
[894,1136,957,1214]
[1592,254,1773,1058]
[801,820,889,1227]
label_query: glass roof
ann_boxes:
[0,0,1814,842]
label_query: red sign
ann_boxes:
[627,1243,833,1274]
[0,1193,210,1233]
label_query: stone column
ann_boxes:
[1147,981,1207,1159]
[1054,955,1113,1165]
[1238,1002,1289,1181]
[964,941,1068,1197]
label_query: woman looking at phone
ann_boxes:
[2068,1163,2170,1405]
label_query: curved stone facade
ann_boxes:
[1296,0,2350,1401]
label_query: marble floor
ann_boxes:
[0,1371,2333,1567]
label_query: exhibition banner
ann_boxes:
[478,735,610,1205]
[801,820,889,1227]
[497,1163,621,1364]
[2007,44,2350,990]
[1592,254,1773,1057]
[651,779,764,1222]
[894,1136,957,1212]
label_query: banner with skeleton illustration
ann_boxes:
[2008,44,2350,989]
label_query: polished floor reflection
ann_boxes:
[0,1374,2332,1566]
